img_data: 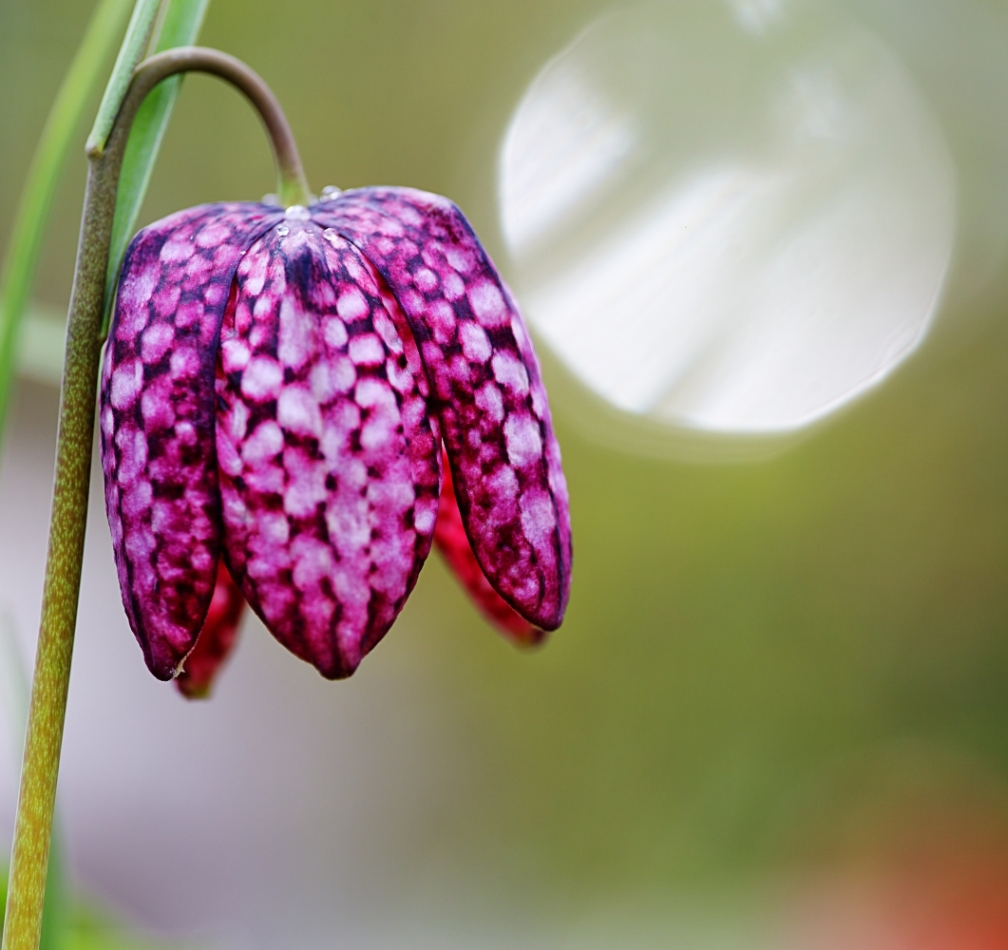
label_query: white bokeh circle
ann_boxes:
[499,0,956,452]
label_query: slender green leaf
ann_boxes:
[85,0,163,156]
[0,0,134,449]
[102,0,212,333]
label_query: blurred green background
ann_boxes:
[3,0,1008,945]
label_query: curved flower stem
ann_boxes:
[92,46,313,208]
[1,47,309,950]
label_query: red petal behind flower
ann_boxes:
[214,220,441,679]
[100,203,282,679]
[315,188,573,631]
[175,561,246,700]
[434,450,544,645]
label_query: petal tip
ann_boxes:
[172,563,245,699]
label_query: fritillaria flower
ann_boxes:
[100,187,572,686]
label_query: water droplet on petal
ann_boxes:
[261,193,281,207]
[323,228,337,242]
[285,205,311,221]
[276,224,290,236]
[321,185,342,199]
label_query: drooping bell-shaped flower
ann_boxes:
[100,187,572,683]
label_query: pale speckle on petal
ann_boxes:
[259,510,290,545]
[226,399,249,439]
[459,322,492,363]
[160,234,194,264]
[446,246,474,273]
[442,271,466,301]
[216,432,243,477]
[360,410,397,451]
[117,267,158,320]
[468,281,508,327]
[486,463,519,503]
[414,267,439,292]
[121,480,153,518]
[503,414,543,468]
[337,286,369,321]
[110,359,143,410]
[372,309,404,353]
[241,420,284,466]
[475,381,505,422]
[323,316,348,349]
[413,498,438,536]
[245,462,285,495]
[221,338,251,373]
[170,346,201,380]
[141,323,175,364]
[278,385,324,438]
[348,333,385,366]
[491,351,530,395]
[241,356,284,402]
[290,534,334,590]
[278,298,317,369]
[283,447,328,517]
[520,489,557,550]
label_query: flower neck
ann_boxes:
[92,46,313,211]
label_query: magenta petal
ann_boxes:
[313,188,572,630]
[214,219,442,678]
[100,202,282,679]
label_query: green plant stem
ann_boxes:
[0,614,66,950]
[0,0,135,453]
[1,47,309,950]
[0,115,124,950]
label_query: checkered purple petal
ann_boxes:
[214,219,441,678]
[313,188,572,630]
[99,202,282,679]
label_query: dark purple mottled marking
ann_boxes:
[313,188,572,630]
[100,203,281,679]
